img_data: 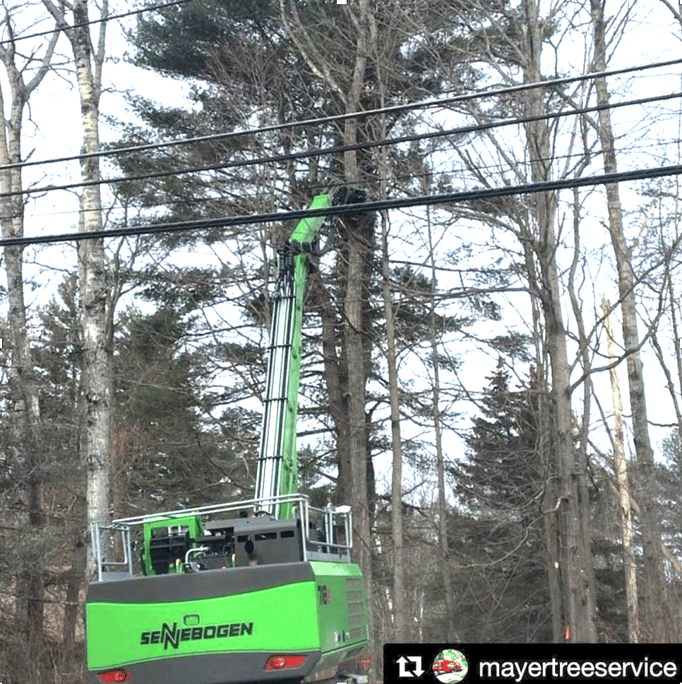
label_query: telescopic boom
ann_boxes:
[254,194,332,518]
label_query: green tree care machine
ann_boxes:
[86,194,370,684]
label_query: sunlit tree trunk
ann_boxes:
[379,210,407,641]
[523,0,596,642]
[43,0,111,581]
[589,0,671,640]
[426,204,457,640]
[602,298,639,642]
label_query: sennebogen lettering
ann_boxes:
[140,621,254,649]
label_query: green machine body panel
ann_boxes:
[85,560,368,684]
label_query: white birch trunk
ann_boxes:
[43,0,111,580]
[602,298,639,642]
[75,0,111,579]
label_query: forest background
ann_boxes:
[1,0,682,682]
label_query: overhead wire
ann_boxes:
[3,162,682,249]
[5,88,682,200]
[0,0,194,46]
[3,55,682,174]
[1,8,680,247]
[12,133,682,226]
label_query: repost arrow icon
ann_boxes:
[397,656,424,678]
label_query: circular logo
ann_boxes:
[432,649,468,683]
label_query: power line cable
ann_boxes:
[3,162,681,249]
[11,130,681,226]
[0,0,193,46]
[4,55,682,174]
[13,132,678,226]
[5,88,681,199]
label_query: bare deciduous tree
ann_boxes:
[588,0,673,640]
[42,0,112,581]
[0,5,58,657]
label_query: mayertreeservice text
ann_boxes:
[479,657,678,682]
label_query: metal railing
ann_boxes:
[91,523,133,582]
[91,493,354,581]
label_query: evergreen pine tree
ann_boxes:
[452,360,551,641]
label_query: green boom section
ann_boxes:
[279,195,332,517]
[87,578,318,670]
[289,194,332,245]
[255,194,332,519]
